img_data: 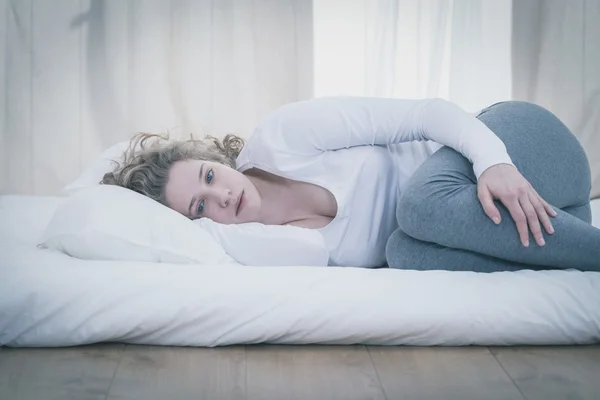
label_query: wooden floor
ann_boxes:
[1,344,599,400]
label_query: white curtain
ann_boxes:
[314,0,600,198]
[314,0,512,112]
[512,0,600,199]
[2,0,599,198]
[0,0,313,195]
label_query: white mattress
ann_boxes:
[1,195,600,347]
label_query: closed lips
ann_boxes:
[236,191,244,215]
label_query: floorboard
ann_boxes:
[490,345,600,400]
[0,343,124,400]
[105,344,245,400]
[245,344,386,400]
[1,344,599,400]
[367,346,525,400]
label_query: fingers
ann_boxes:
[538,192,558,218]
[479,168,558,248]
[505,197,530,247]
[477,186,501,224]
[531,192,555,235]
[506,189,555,247]
[520,195,545,246]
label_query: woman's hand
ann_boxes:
[477,164,557,247]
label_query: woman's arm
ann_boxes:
[256,96,514,179]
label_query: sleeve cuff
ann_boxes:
[473,153,515,180]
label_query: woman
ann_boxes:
[102,97,600,272]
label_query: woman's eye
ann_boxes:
[197,199,205,216]
[206,169,213,184]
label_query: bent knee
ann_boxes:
[396,173,476,242]
[386,228,439,271]
[385,229,416,269]
[395,187,426,240]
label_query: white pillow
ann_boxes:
[39,183,330,267]
[55,141,331,267]
[195,218,330,267]
[61,141,130,195]
[39,184,237,265]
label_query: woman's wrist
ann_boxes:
[473,154,515,180]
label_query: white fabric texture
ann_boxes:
[61,141,131,196]
[315,0,600,198]
[512,0,600,199]
[363,0,512,111]
[2,1,597,199]
[195,218,329,267]
[39,185,236,265]
[1,194,600,347]
[0,1,312,195]
[42,184,329,267]
[237,96,514,267]
[58,136,331,267]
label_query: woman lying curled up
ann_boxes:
[102,97,600,272]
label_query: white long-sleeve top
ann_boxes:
[235,96,514,267]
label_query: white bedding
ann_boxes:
[1,195,600,347]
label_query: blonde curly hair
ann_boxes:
[101,131,245,205]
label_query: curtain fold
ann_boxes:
[1,0,313,195]
[2,0,598,198]
[512,0,600,199]
[321,0,598,197]
[360,0,512,112]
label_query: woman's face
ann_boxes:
[164,159,260,224]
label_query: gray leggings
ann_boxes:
[386,101,600,272]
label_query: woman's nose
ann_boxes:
[215,189,233,208]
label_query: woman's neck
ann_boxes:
[245,169,302,226]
